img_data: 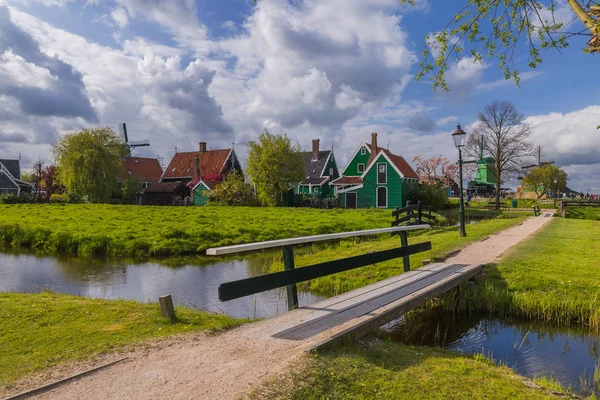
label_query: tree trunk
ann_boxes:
[495,160,501,210]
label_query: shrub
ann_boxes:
[416,183,448,210]
[50,193,70,203]
[0,193,33,204]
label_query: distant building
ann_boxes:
[118,156,163,190]
[295,139,340,199]
[331,133,420,209]
[0,159,32,196]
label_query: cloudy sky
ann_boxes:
[1,0,599,192]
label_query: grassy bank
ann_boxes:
[424,218,600,330]
[0,204,393,257]
[0,292,245,388]
[251,337,568,399]
[565,206,600,220]
[263,215,527,296]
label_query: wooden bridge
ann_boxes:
[206,203,482,349]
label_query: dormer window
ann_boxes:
[357,163,365,173]
[360,147,366,155]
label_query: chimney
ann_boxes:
[199,142,207,153]
[371,132,378,152]
[312,139,320,161]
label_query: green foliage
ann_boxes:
[522,164,567,198]
[207,171,257,206]
[0,292,245,387]
[246,131,304,206]
[49,193,70,203]
[53,127,126,203]
[565,206,600,220]
[0,193,33,204]
[417,183,448,209]
[0,204,395,257]
[121,175,141,202]
[400,0,598,91]
[251,337,564,399]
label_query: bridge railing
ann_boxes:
[207,202,433,310]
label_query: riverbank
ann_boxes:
[0,292,245,390]
[0,204,394,257]
[250,336,571,399]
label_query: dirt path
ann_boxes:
[9,212,555,400]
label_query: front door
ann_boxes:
[346,193,357,208]
[377,187,387,208]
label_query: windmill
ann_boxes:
[519,145,554,179]
[118,123,150,155]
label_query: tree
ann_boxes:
[522,164,568,198]
[32,158,44,202]
[401,0,599,90]
[40,164,64,200]
[121,175,141,203]
[466,100,534,208]
[412,155,458,187]
[246,131,304,206]
[53,127,126,203]
[208,171,256,205]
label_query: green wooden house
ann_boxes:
[295,139,340,199]
[331,133,420,209]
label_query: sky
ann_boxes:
[0,0,599,192]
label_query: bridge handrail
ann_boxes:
[206,224,430,256]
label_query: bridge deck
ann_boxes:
[264,262,482,350]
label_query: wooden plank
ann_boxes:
[218,242,432,301]
[391,214,416,226]
[206,224,430,255]
[272,264,459,335]
[273,264,467,340]
[307,264,484,351]
[391,204,419,217]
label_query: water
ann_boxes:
[0,250,324,319]
[391,313,600,395]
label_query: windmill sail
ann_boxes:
[119,123,150,154]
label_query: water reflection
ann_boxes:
[0,250,324,319]
[391,311,600,395]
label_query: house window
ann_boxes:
[314,187,319,193]
[329,168,334,177]
[360,147,366,155]
[357,163,365,173]
[377,187,387,208]
[377,163,387,184]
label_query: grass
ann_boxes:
[565,206,600,220]
[263,215,527,297]
[0,292,246,389]
[250,336,569,399]
[425,218,600,330]
[0,204,395,257]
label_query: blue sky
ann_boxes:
[0,0,599,191]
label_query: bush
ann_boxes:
[207,171,257,206]
[416,183,448,210]
[0,193,33,204]
[50,193,70,203]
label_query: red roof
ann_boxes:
[120,157,163,182]
[331,176,363,185]
[141,181,186,193]
[365,144,419,179]
[162,149,231,180]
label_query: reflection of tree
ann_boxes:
[55,256,129,284]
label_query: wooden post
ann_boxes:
[282,245,299,310]
[401,200,411,272]
[159,295,176,319]
[417,201,423,225]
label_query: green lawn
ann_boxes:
[251,337,568,399]
[0,204,394,257]
[565,206,600,220]
[0,292,245,389]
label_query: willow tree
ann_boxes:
[53,127,126,203]
[401,0,599,90]
[522,164,568,198]
[466,100,534,208]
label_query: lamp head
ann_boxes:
[452,124,467,148]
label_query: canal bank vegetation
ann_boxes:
[565,206,600,220]
[251,336,569,399]
[0,204,395,257]
[0,292,245,389]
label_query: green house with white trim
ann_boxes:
[331,133,420,209]
[295,139,340,199]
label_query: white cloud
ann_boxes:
[476,70,543,91]
[443,57,488,99]
[111,6,129,29]
[0,50,57,90]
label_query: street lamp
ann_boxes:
[452,124,467,237]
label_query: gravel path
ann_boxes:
[7,212,555,400]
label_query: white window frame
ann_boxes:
[314,187,319,193]
[329,167,334,177]
[357,163,365,173]
[377,163,387,184]
[376,186,388,208]
[360,147,366,155]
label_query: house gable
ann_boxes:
[0,162,23,195]
[342,143,371,177]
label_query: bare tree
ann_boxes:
[32,158,44,203]
[466,100,534,208]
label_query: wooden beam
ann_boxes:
[206,225,430,255]
[218,241,432,301]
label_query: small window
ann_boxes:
[329,168,334,177]
[357,163,365,173]
[377,163,387,184]
[314,187,319,193]
[360,147,366,155]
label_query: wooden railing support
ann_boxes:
[282,245,299,310]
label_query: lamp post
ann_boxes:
[452,124,467,237]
